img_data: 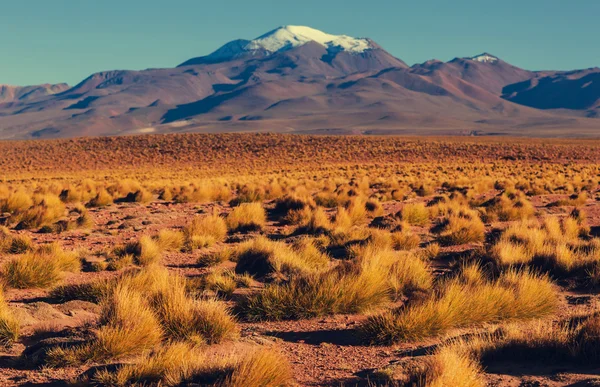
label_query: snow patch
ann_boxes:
[246,26,372,54]
[469,53,499,63]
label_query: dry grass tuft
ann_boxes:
[227,203,266,232]
[361,267,557,344]
[2,243,80,289]
[184,212,228,250]
[401,203,430,226]
[0,289,19,349]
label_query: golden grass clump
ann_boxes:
[126,235,162,266]
[0,229,33,254]
[415,343,484,387]
[226,202,266,232]
[0,289,20,349]
[232,236,329,281]
[361,266,557,344]
[184,212,228,250]
[273,194,315,224]
[400,203,430,226]
[0,189,33,214]
[240,242,431,321]
[434,208,485,246]
[148,274,239,344]
[92,344,291,387]
[391,224,421,250]
[2,243,80,289]
[88,188,113,207]
[490,216,598,276]
[47,283,164,366]
[92,342,204,386]
[155,229,185,251]
[14,194,66,229]
[483,192,535,222]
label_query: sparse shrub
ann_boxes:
[2,244,80,289]
[127,236,162,266]
[0,289,19,349]
[184,212,227,250]
[414,343,484,387]
[14,194,66,229]
[400,203,430,226]
[227,203,266,232]
[88,189,113,207]
[134,188,153,204]
[232,236,329,280]
[197,249,232,268]
[435,209,485,246]
[155,229,185,251]
[0,232,33,254]
[361,267,557,344]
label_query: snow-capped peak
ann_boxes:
[246,26,373,54]
[468,53,499,63]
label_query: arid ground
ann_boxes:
[1,134,600,386]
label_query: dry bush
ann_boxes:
[232,236,329,280]
[0,189,33,214]
[400,203,430,226]
[273,195,315,224]
[0,230,33,254]
[302,207,334,234]
[14,194,66,229]
[482,192,535,222]
[88,189,113,208]
[50,281,111,303]
[93,344,291,387]
[361,266,557,344]
[133,188,153,204]
[241,268,390,321]
[413,343,484,387]
[226,203,266,232]
[155,229,185,252]
[203,270,238,297]
[126,236,162,266]
[240,242,430,321]
[2,244,80,289]
[434,208,485,246]
[184,213,227,250]
[490,216,597,276]
[388,252,433,298]
[148,274,238,344]
[197,249,232,268]
[47,283,163,366]
[92,342,204,386]
[222,348,292,387]
[0,289,19,349]
[391,225,421,250]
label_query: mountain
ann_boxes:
[0,26,598,139]
[502,68,600,115]
[0,83,69,103]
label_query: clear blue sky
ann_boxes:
[2,0,598,86]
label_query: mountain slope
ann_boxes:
[502,68,600,113]
[0,83,69,104]
[0,26,598,139]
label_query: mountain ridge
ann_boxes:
[0,25,598,139]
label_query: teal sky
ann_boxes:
[2,0,598,86]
